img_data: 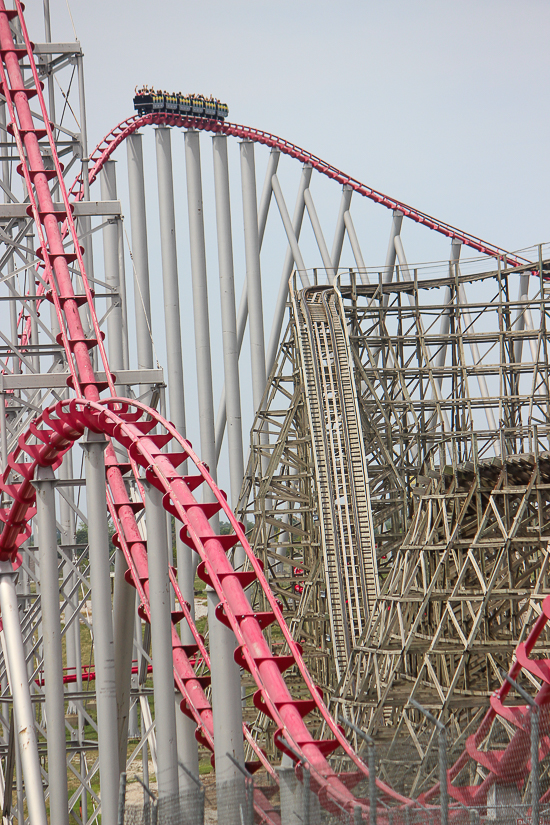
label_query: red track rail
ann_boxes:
[1,4,549,820]
[76,114,528,268]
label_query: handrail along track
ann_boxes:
[292,283,377,679]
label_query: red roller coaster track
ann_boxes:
[78,115,529,268]
[0,1,549,820]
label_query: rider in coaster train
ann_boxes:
[133,87,229,121]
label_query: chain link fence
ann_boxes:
[117,695,550,825]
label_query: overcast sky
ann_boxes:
[30,0,549,252]
[19,1,550,494]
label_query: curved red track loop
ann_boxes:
[0,391,415,817]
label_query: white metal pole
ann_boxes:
[76,53,95,357]
[82,435,120,825]
[32,467,69,825]
[383,210,403,284]
[435,240,461,382]
[278,765,303,825]
[266,164,313,376]
[214,149,280,462]
[143,481,179,798]
[0,560,47,825]
[304,188,335,283]
[514,271,531,364]
[155,127,186,436]
[117,217,130,372]
[175,691,200,790]
[154,126,194,647]
[100,160,125,378]
[212,134,244,517]
[271,175,310,287]
[26,225,39,372]
[240,140,267,412]
[184,131,217,491]
[127,133,154,390]
[343,210,369,285]
[382,210,403,307]
[58,448,81,720]
[0,391,7,470]
[331,185,353,273]
[102,161,136,767]
[258,147,280,245]
[112,550,137,774]
[207,587,245,825]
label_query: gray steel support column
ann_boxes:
[26,226,39,372]
[393,235,414,285]
[278,766,302,825]
[207,587,245,825]
[97,157,135,773]
[155,127,186,435]
[175,692,200,789]
[0,391,7,470]
[304,188,335,283]
[257,147,280,244]
[76,53,95,355]
[214,285,249,463]
[127,133,153,382]
[77,53,89,200]
[435,240,461,382]
[143,481,179,797]
[32,467,69,825]
[240,140,267,411]
[155,127,193,642]
[82,435,120,825]
[331,185,353,273]
[58,449,80,720]
[213,134,244,516]
[343,210,369,284]
[100,160,125,377]
[7,245,19,376]
[186,137,243,817]
[0,559,47,825]
[514,270,531,364]
[383,210,403,283]
[213,149,280,462]
[43,1,56,122]
[117,218,130,371]
[184,131,217,490]
[113,550,137,774]
[382,210,403,304]
[271,175,310,287]
[266,165,312,376]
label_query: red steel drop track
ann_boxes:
[1,2,549,821]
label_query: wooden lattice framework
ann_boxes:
[239,256,550,783]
